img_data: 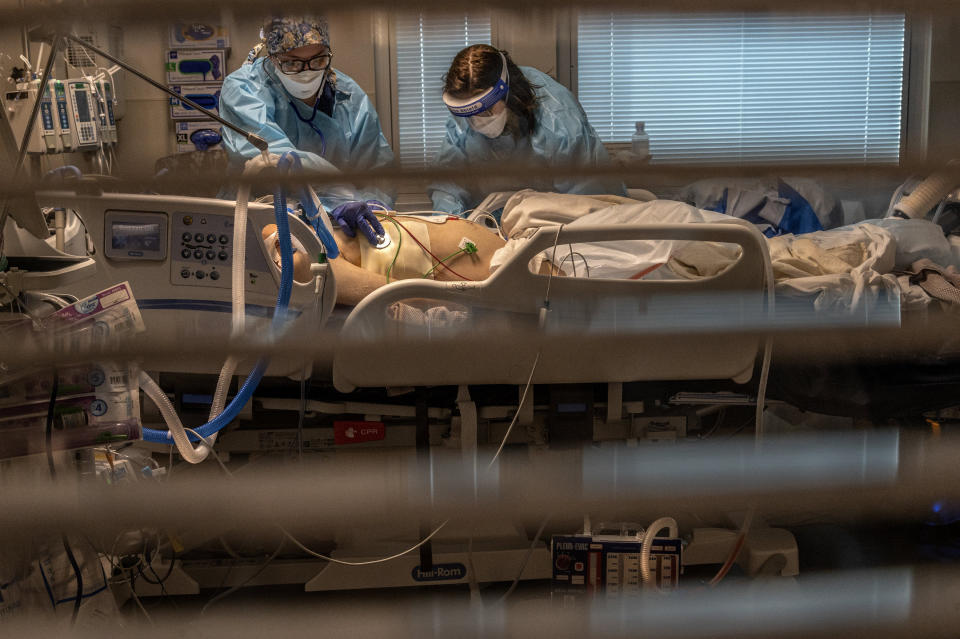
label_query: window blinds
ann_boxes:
[395,12,492,168]
[577,12,905,164]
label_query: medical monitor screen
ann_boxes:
[111,222,161,251]
[104,211,167,261]
[72,85,91,122]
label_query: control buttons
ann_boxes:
[218,250,228,261]
[193,249,203,259]
[181,248,191,259]
[181,232,192,242]
[219,234,229,244]
[194,233,204,243]
[180,268,190,279]
[195,270,205,280]
[206,233,217,244]
[206,250,216,260]
[209,270,220,281]
[182,215,193,226]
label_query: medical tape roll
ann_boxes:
[359,219,434,280]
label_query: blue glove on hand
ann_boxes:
[330,200,386,246]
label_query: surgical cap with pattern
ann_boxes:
[262,16,330,56]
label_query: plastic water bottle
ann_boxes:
[631,121,650,161]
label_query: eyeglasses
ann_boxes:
[274,53,332,75]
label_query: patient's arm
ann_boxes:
[329,257,387,306]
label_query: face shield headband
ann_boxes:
[442,52,509,117]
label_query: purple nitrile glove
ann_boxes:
[330,201,386,246]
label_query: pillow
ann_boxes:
[865,218,955,270]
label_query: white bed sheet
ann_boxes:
[489,192,911,312]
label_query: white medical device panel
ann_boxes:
[170,211,273,291]
[64,79,100,150]
[38,82,60,152]
[95,79,117,143]
[50,79,73,151]
[25,194,329,375]
[2,82,61,153]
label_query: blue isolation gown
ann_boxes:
[220,59,395,209]
[429,66,624,215]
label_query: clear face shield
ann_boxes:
[442,52,510,138]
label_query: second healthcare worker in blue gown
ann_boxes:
[429,44,624,216]
[220,16,392,245]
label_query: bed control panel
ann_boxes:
[169,211,272,292]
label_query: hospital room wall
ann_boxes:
[0,13,957,200]
[928,15,960,163]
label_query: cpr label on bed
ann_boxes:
[411,563,466,582]
[333,421,385,445]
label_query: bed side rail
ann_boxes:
[333,219,771,391]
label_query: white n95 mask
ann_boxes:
[469,109,508,139]
[277,68,327,99]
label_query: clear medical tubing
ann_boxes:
[139,167,252,460]
[141,154,296,446]
[193,175,254,459]
[894,167,959,219]
[640,517,678,589]
[232,181,251,338]
[138,371,209,464]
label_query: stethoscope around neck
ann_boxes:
[289,97,327,157]
[287,74,329,157]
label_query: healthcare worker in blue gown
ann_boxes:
[429,44,625,216]
[220,16,391,245]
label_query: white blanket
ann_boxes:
[665,220,903,312]
[768,224,899,312]
[492,195,730,279]
[491,192,905,312]
[499,189,650,238]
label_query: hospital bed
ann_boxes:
[331,199,959,421]
[5,188,958,593]
[7,188,955,426]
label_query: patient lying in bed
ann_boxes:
[262,189,960,313]
[260,191,740,307]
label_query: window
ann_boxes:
[395,12,492,168]
[577,12,906,164]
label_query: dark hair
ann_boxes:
[443,44,540,136]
